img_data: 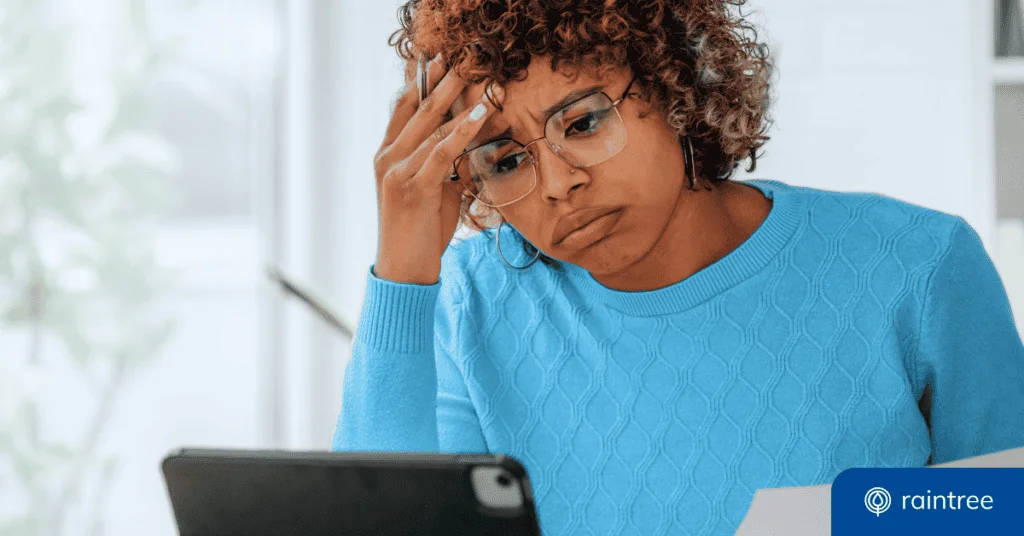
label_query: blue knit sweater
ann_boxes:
[332,179,1024,535]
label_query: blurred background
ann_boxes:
[0,0,1021,534]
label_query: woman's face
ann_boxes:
[451,58,687,275]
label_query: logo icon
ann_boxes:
[864,487,892,517]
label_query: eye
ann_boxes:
[493,152,529,174]
[564,109,610,137]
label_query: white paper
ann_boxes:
[734,446,1024,535]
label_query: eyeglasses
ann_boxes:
[452,75,639,208]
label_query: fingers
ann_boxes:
[381,54,447,149]
[381,92,495,198]
[408,93,497,188]
[383,109,467,191]
[388,60,468,159]
[381,79,418,152]
[397,111,469,177]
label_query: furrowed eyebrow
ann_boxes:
[480,125,513,145]
[473,83,606,147]
[540,84,603,119]
[466,126,514,152]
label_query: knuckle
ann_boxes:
[381,168,401,186]
[383,161,410,184]
[395,89,415,109]
[373,150,391,175]
[432,124,450,141]
[456,121,476,137]
[418,95,438,114]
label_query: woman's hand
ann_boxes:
[372,57,498,285]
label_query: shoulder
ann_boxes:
[755,179,966,265]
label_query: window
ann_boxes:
[0,0,283,534]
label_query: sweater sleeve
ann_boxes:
[915,217,1024,465]
[330,257,488,453]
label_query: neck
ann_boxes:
[591,180,771,292]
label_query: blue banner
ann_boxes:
[832,468,1024,535]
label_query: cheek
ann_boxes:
[497,206,542,239]
[623,128,686,197]
[600,147,680,204]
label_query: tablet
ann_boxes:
[161,448,541,536]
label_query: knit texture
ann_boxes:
[333,179,1024,535]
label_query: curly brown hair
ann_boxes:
[390,0,775,268]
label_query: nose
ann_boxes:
[530,142,588,202]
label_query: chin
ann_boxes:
[567,233,636,272]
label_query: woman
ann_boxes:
[333,0,1024,534]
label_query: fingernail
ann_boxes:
[469,103,487,121]
[492,85,504,99]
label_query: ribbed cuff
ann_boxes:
[357,264,442,353]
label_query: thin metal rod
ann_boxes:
[266,265,354,340]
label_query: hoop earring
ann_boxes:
[495,220,541,270]
[683,135,711,191]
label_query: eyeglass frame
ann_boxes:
[450,74,641,208]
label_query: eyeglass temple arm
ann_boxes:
[612,75,640,106]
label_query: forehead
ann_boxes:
[452,61,625,132]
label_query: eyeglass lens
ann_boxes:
[456,90,627,207]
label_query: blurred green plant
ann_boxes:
[0,0,185,534]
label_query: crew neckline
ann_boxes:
[559,179,805,316]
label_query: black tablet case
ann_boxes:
[162,448,541,536]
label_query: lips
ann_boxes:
[552,206,622,246]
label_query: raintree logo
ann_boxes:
[864,487,892,517]
[832,468,1020,535]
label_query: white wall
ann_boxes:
[99,227,264,535]
[732,0,995,248]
